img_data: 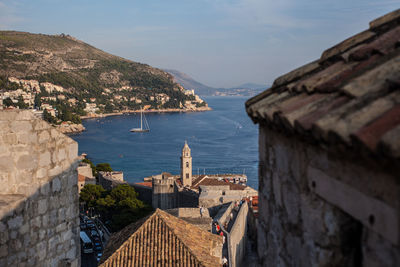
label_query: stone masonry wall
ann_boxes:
[0,110,80,267]
[131,184,152,205]
[229,202,248,267]
[258,125,400,266]
[152,177,176,210]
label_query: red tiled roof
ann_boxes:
[191,175,208,187]
[78,174,95,183]
[100,209,223,267]
[192,178,246,191]
[78,174,86,182]
[246,9,400,160]
[135,182,152,188]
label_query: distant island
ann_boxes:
[0,31,210,132]
[164,69,268,96]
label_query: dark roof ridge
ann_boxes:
[369,8,400,30]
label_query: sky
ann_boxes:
[0,0,399,88]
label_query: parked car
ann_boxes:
[91,230,99,238]
[92,235,101,242]
[94,242,102,252]
[97,253,103,262]
[86,220,95,229]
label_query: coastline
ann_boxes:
[80,106,212,120]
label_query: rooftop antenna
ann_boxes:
[197,168,199,176]
[203,168,205,175]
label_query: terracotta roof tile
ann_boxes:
[246,9,400,160]
[135,182,152,188]
[78,174,86,182]
[379,124,400,158]
[100,209,222,267]
[295,95,350,133]
[293,61,358,93]
[341,53,400,97]
[352,104,400,151]
[272,60,321,87]
[192,175,208,187]
[369,9,400,30]
[321,30,375,61]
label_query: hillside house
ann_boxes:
[246,9,400,266]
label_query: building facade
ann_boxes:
[0,110,80,267]
[246,9,400,267]
[180,141,192,187]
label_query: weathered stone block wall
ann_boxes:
[77,163,93,178]
[152,177,176,210]
[99,176,125,191]
[177,189,198,208]
[247,207,258,249]
[229,202,248,267]
[258,125,400,266]
[131,184,152,205]
[0,110,80,267]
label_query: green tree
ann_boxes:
[79,184,105,207]
[3,97,14,107]
[96,163,113,172]
[96,195,116,213]
[34,94,41,108]
[43,109,56,124]
[17,96,28,109]
[110,184,138,203]
[104,102,113,113]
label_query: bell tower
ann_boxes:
[180,141,192,187]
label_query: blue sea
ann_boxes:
[70,96,259,189]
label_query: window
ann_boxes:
[186,153,188,157]
[186,173,189,179]
[186,162,189,168]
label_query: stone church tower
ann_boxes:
[181,141,192,187]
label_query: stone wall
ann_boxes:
[77,163,93,179]
[199,185,257,208]
[258,125,400,266]
[229,202,248,267]
[131,184,152,205]
[152,176,176,210]
[0,110,80,267]
[247,206,258,250]
[177,189,199,208]
[98,172,126,191]
[165,208,212,232]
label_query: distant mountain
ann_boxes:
[165,69,268,96]
[0,31,207,114]
[230,83,267,90]
[163,69,216,96]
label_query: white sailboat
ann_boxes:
[130,107,150,132]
